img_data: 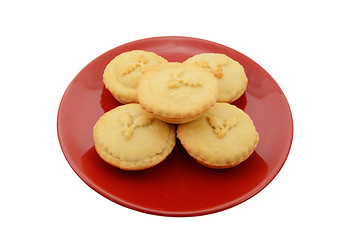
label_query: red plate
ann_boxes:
[57,36,293,217]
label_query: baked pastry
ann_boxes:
[184,53,247,103]
[103,50,167,104]
[177,103,259,169]
[137,62,218,124]
[93,103,176,170]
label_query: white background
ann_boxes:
[1,1,355,239]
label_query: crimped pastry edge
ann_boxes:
[177,130,259,169]
[94,126,176,171]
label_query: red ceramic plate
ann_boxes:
[57,36,293,217]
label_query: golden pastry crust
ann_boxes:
[93,103,176,170]
[137,62,218,124]
[177,103,259,169]
[103,50,167,104]
[184,53,248,103]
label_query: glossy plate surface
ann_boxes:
[57,36,293,217]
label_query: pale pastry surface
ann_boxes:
[184,53,248,103]
[103,50,167,104]
[137,62,218,124]
[93,103,176,170]
[177,103,259,168]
